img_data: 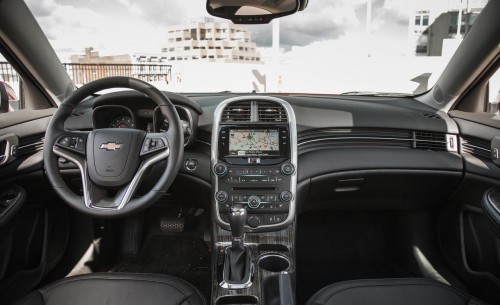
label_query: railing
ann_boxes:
[0,62,21,84]
[1,62,173,87]
[62,63,172,85]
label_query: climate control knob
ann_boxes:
[247,195,261,209]
[216,191,228,203]
[213,163,228,176]
[280,191,293,202]
[281,163,295,176]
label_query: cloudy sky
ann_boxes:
[24,0,442,58]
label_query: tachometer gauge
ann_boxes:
[109,116,136,129]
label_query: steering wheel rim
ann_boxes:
[43,76,184,217]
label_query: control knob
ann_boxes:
[281,163,295,176]
[216,191,228,203]
[247,195,261,209]
[247,216,260,228]
[280,191,293,202]
[213,163,228,177]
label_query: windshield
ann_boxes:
[23,0,488,95]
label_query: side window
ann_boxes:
[0,56,22,113]
[488,68,500,114]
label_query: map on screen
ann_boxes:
[228,129,280,156]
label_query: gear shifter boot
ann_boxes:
[223,244,252,285]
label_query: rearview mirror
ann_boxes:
[206,0,300,24]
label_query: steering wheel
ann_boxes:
[43,77,183,217]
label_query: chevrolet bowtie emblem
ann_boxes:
[100,142,123,151]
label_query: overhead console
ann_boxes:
[211,96,297,232]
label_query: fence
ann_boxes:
[2,62,173,88]
[62,63,172,85]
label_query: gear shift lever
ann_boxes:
[223,203,251,285]
[228,203,247,245]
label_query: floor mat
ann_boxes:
[296,212,414,305]
[107,236,211,301]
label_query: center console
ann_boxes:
[211,98,297,232]
[211,96,297,305]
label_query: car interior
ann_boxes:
[0,0,500,304]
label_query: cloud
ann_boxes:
[24,0,414,56]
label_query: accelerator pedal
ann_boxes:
[160,208,184,232]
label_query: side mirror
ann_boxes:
[206,0,300,24]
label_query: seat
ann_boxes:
[14,273,206,305]
[307,278,488,305]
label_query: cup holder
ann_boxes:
[258,254,290,272]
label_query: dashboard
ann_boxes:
[61,90,483,225]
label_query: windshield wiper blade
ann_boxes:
[341,91,409,97]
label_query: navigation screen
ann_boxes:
[228,129,280,156]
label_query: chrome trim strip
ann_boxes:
[487,192,500,215]
[298,136,453,147]
[53,146,91,206]
[18,140,44,150]
[462,143,491,152]
[116,147,170,209]
[211,96,298,232]
[54,145,169,210]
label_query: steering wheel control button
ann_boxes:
[185,158,198,171]
[141,137,166,155]
[216,191,229,203]
[280,191,293,202]
[247,195,261,209]
[247,216,260,228]
[281,163,295,175]
[214,163,228,176]
[57,135,86,153]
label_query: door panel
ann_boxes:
[0,111,71,303]
[440,112,500,304]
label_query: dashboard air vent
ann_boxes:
[461,136,491,159]
[221,102,251,122]
[414,130,448,151]
[258,102,287,122]
[17,134,45,157]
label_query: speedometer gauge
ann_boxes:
[109,116,136,129]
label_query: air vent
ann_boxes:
[415,130,447,151]
[17,134,44,157]
[461,136,491,159]
[221,102,251,122]
[420,113,441,119]
[297,128,414,154]
[257,102,287,122]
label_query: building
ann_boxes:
[410,0,488,56]
[70,47,131,64]
[66,48,171,85]
[161,17,261,63]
